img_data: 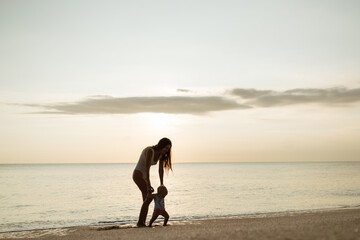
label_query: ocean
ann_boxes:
[0,162,359,232]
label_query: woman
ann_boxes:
[133,137,172,227]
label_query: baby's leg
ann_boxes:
[162,211,169,226]
[148,211,160,227]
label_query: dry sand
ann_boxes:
[1,208,359,240]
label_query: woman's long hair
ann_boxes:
[152,138,172,171]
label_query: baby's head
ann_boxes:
[157,185,168,198]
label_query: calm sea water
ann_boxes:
[0,162,359,232]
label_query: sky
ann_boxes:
[1,0,360,164]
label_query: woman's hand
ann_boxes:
[147,186,154,194]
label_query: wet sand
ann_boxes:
[1,208,359,240]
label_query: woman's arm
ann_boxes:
[159,159,164,185]
[145,148,154,191]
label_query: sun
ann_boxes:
[141,113,180,133]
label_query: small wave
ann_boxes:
[333,191,360,197]
[14,205,33,208]
[0,228,75,239]
[96,223,137,231]
[98,220,128,224]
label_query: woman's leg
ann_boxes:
[138,195,153,226]
[133,170,151,226]
[132,170,147,201]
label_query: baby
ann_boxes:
[148,185,169,227]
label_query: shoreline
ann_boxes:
[2,205,359,234]
[1,207,359,239]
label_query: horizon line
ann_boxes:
[1,161,359,165]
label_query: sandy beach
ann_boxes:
[1,208,359,240]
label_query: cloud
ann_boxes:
[229,89,274,99]
[19,95,250,115]
[10,87,360,115]
[177,89,192,93]
[229,87,360,107]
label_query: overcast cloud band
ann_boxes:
[18,96,250,115]
[9,87,360,115]
[229,87,360,107]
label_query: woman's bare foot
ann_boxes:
[137,222,146,228]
